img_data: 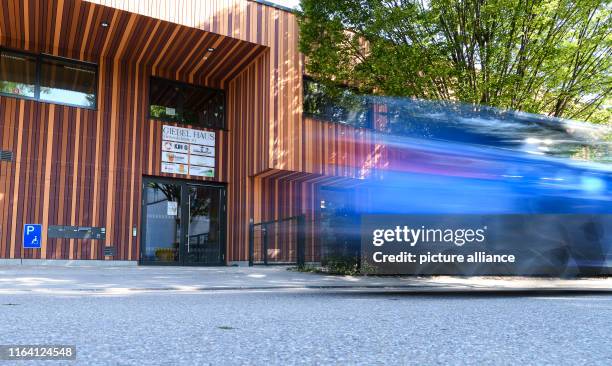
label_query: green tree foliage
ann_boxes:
[298,0,612,124]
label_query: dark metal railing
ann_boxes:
[249,215,305,266]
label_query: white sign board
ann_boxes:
[161,125,216,178]
[162,125,215,146]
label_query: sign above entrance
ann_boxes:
[161,125,216,178]
[162,125,215,146]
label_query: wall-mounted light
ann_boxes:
[101,21,110,28]
[207,47,215,52]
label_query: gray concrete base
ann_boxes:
[228,261,250,267]
[0,259,137,266]
[228,261,321,267]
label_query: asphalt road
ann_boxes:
[1,290,611,365]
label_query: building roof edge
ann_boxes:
[249,0,297,14]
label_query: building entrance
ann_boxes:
[140,177,226,265]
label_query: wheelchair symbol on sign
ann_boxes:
[23,224,42,249]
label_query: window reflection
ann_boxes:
[143,182,182,263]
[39,57,96,108]
[149,77,225,129]
[303,76,372,129]
[187,185,222,263]
[0,49,97,108]
[0,51,36,98]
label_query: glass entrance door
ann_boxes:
[142,181,182,264]
[141,178,225,265]
[184,185,223,264]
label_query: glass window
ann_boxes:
[0,49,97,108]
[0,50,37,98]
[303,77,372,129]
[39,57,96,108]
[149,77,225,129]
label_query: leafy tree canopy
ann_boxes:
[298,0,612,124]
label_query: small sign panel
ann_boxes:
[189,155,215,168]
[161,162,188,175]
[167,201,178,216]
[161,151,189,164]
[189,165,215,177]
[162,141,189,154]
[47,226,106,240]
[23,224,42,249]
[190,144,215,157]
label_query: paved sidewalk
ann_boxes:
[0,265,610,295]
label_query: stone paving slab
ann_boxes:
[0,265,610,295]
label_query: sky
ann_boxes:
[268,0,300,9]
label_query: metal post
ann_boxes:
[297,215,306,267]
[263,226,269,265]
[248,219,254,266]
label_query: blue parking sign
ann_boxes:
[23,224,42,249]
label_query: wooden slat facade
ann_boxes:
[0,0,404,263]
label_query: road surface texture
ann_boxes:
[1,289,611,365]
[1,265,611,365]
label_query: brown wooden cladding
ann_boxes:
[87,0,303,173]
[0,0,275,261]
[0,0,267,89]
[302,117,386,179]
[303,116,500,181]
[226,51,269,261]
[0,0,406,262]
[0,66,230,261]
